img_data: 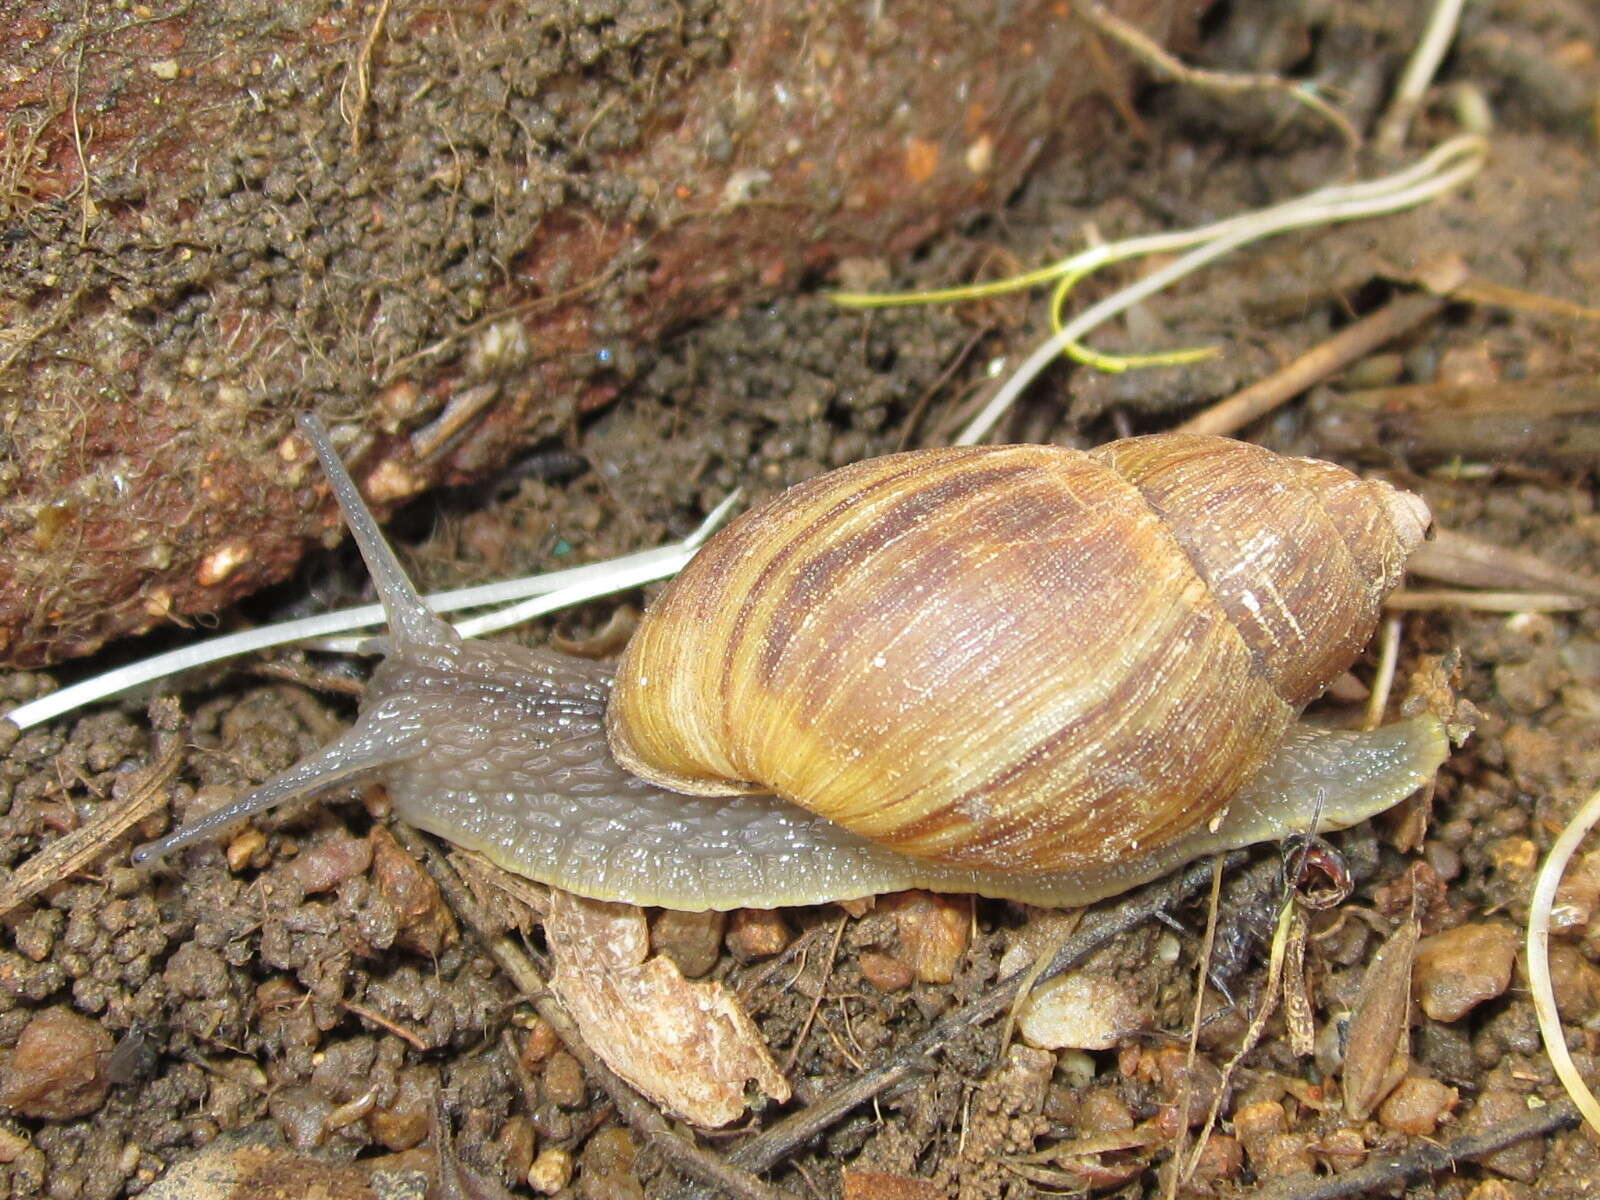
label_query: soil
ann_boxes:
[3,1,1600,1199]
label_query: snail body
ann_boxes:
[135,418,1448,910]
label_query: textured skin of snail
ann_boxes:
[135,421,1449,911]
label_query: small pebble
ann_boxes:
[0,1006,113,1119]
[841,1168,946,1199]
[650,909,726,978]
[0,1127,28,1164]
[1142,1044,1222,1128]
[858,950,915,992]
[1377,1074,1458,1136]
[1551,849,1600,933]
[1017,971,1146,1050]
[1310,1127,1366,1172]
[1076,1088,1134,1135]
[369,827,457,956]
[1545,943,1600,1020]
[286,829,372,893]
[1493,660,1555,714]
[528,1146,573,1194]
[366,1069,431,1151]
[1188,1133,1243,1182]
[1413,922,1519,1021]
[518,1017,561,1068]
[880,890,970,984]
[1466,1182,1533,1200]
[226,827,269,872]
[542,1050,586,1109]
[495,1115,536,1182]
[1461,1089,1543,1182]
[1232,1100,1315,1178]
[578,1126,642,1200]
[726,908,791,961]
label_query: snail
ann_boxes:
[133,415,1449,911]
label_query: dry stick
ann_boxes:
[1244,1098,1580,1200]
[689,857,1238,1190]
[1385,590,1587,613]
[0,723,184,919]
[1072,0,1360,151]
[1173,292,1447,438]
[388,823,798,1200]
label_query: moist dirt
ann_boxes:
[3,1,1600,1198]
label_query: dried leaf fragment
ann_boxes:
[546,891,790,1127]
[1341,915,1419,1120]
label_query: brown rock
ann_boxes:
[137,1133,427,1200]
[1145,1044,1223,1128]
[726,909,792,962]
[366,1068,432,1152]
[841,1169,947,1200]
[1017,971,1147,1050]
[1462,1089,1544,1182]
[369,827,457,956]
[1309,1127,1367,1173]
[577,1126,642,1200]
[1544,943,1600,1020]
[858,951,915,993]
[1233,1100,1315,1178]
[880,891,971,984]
[1413,922,1519,1021]
[1188,1133,1244,1183]
[0,1006,114,1119]
[528,1146,574,1195]
[542,1050,587,1109]
[286,829,374,894]
[1377,1074,1458,1136]
[650,909,726,979]
[1076,1088,1135,1136]
[494,1116,537,1184]
[1551,849,1600,935]
[519,1018,561,1069]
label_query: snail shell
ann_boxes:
[134,420,1448,911]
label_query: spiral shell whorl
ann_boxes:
[606,434,1425,874]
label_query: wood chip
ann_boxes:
[546,891,790,1127]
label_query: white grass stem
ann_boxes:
[955,136,1486,446]
[4,491,741,733]
[1527,785,1600,1137]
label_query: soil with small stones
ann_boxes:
[4,1,1600,1199]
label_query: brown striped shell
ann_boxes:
[606,433,1431,876]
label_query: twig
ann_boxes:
[0,708,184,918]
[1243,1098,1581,1200]
[1072,1,1359,151]
[1405,528,1600,602]
[1173,292,1448,437]
[1374,0,1466,156]
[340,0,393,151]
[1363,616,1403,731]
[390,824,798,1200]
[342,998,428,1051]
[1384,590,1589,613]
[682,856,1238,1193]
[1164,857,1225,1200]
[782,916,847,1075]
